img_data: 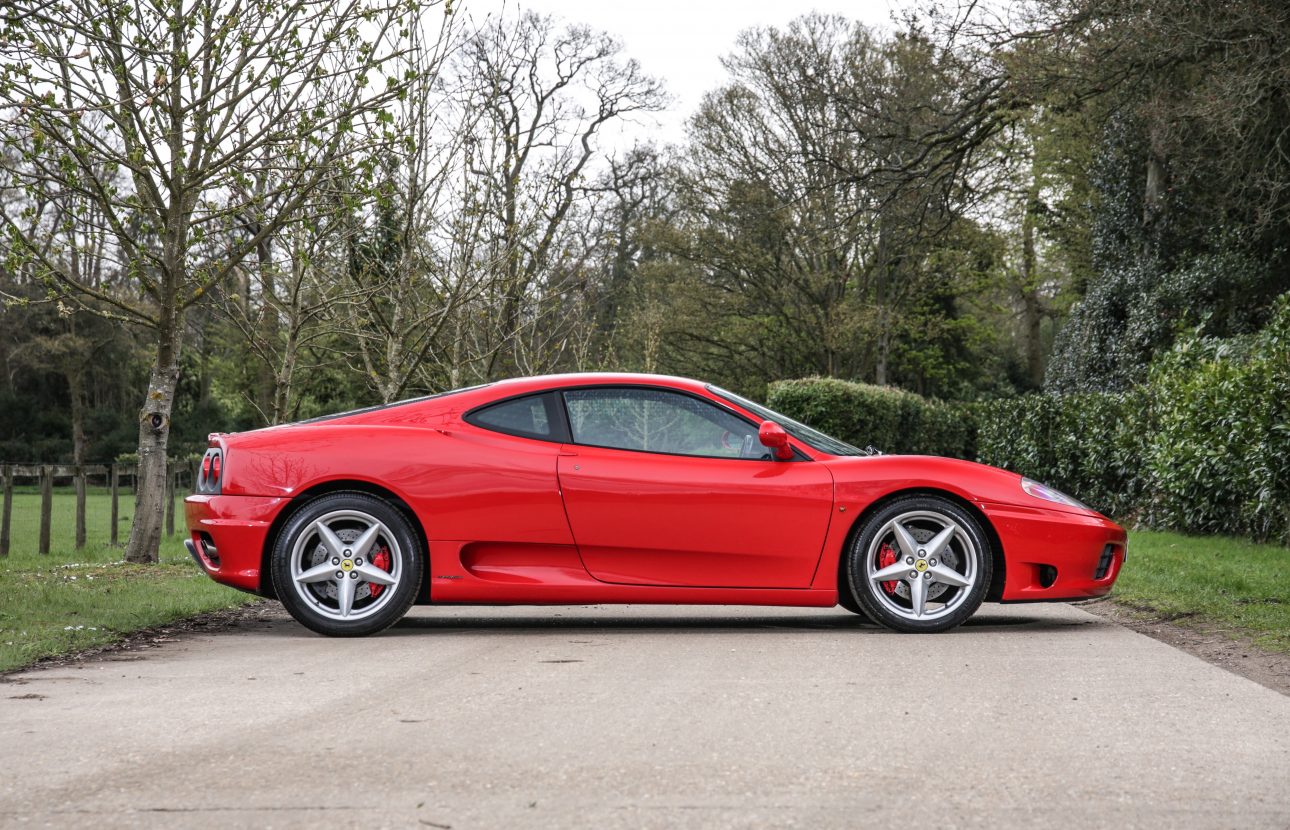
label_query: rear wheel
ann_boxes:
[846,495,991,633]
[271,492,423,637]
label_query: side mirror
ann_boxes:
[758,420,794,461]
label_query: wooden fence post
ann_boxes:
[75,464,87,550]
[39,465,53,555]
[110,463,120,546]
[0,464,12,557]
[165,460,176,537]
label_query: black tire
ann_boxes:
[845,495,992,633]
[271,492,423,637]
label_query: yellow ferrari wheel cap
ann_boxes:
[915,559,928,572]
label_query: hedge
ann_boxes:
[1138,314,1290,541]
[766,378,975,459]
[973,390,1149,521]
[767,297,1290,543]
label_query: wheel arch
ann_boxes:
[838,487,1006,603]
[260,479,432,604]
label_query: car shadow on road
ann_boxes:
[362,609,1102,637]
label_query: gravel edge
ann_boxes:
[1076,596,1290,696]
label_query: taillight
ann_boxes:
[197,448,223,494]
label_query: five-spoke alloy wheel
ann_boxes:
[272,492,423,636]
[845,495,992,633]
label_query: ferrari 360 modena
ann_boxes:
[184,373,1126,636]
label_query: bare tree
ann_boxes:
[0,0,432,561]
[673,15,881,383]
[217,182,364,423]
[455,11,667,380]
[213,15,460,421]
[339,11,668,395]
[341,17,489,402]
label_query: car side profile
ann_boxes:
[184,373,1126,636]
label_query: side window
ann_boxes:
[563,388,760,458]
[467,394,555,440]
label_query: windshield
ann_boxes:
[707,385,870,457]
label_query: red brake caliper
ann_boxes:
[879,543,899,594]
[368,545,392,598]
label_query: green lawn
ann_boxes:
[1117,528,1290,652]
[0,489,257,672]
[4,484,155,559]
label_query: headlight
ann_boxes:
[1021,477,1089,510]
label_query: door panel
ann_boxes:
[558,445,834,588]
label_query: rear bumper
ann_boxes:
[184,493,287,595]
[982,502,1127,602]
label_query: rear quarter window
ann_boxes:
[466,393,565,441]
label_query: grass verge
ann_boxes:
[0,490,257,673]
[1116,528,1290,653]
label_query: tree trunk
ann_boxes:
[124,351,181,564]
[1019,290,1043,387]
[194,309,212,406]
[1019,180,1045,388]
[255,234,279,425]
[68,365,88,466]
[271,247,309,424]
[449,314,463,388]
[128,52,189,565]
[874,324,890,387]
[1142,128,1169,258]
[872,221,893,387]
[273,324,298,424]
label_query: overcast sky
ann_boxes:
[460,0,899,146]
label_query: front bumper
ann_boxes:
[184,493,288,594]
[982,502,1128,602]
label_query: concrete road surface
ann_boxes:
[1,603,1287,829]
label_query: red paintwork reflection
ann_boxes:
[184,372,1126,606]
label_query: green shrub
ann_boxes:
[976,297,1290,541]
[766,378,974,458]
[974,390,1149,518]
[771,296,1290,543]
[1142,306,1290,541]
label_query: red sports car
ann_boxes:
[185,373,1126,636]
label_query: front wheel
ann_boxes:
[271,492,423,637]
[836,586,869,619]
[845,496,992,633]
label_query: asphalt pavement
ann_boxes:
[1,602,1287,829]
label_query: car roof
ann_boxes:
[292,373,720,428]
[486,372,710,396]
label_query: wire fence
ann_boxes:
[0,461,196,556]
